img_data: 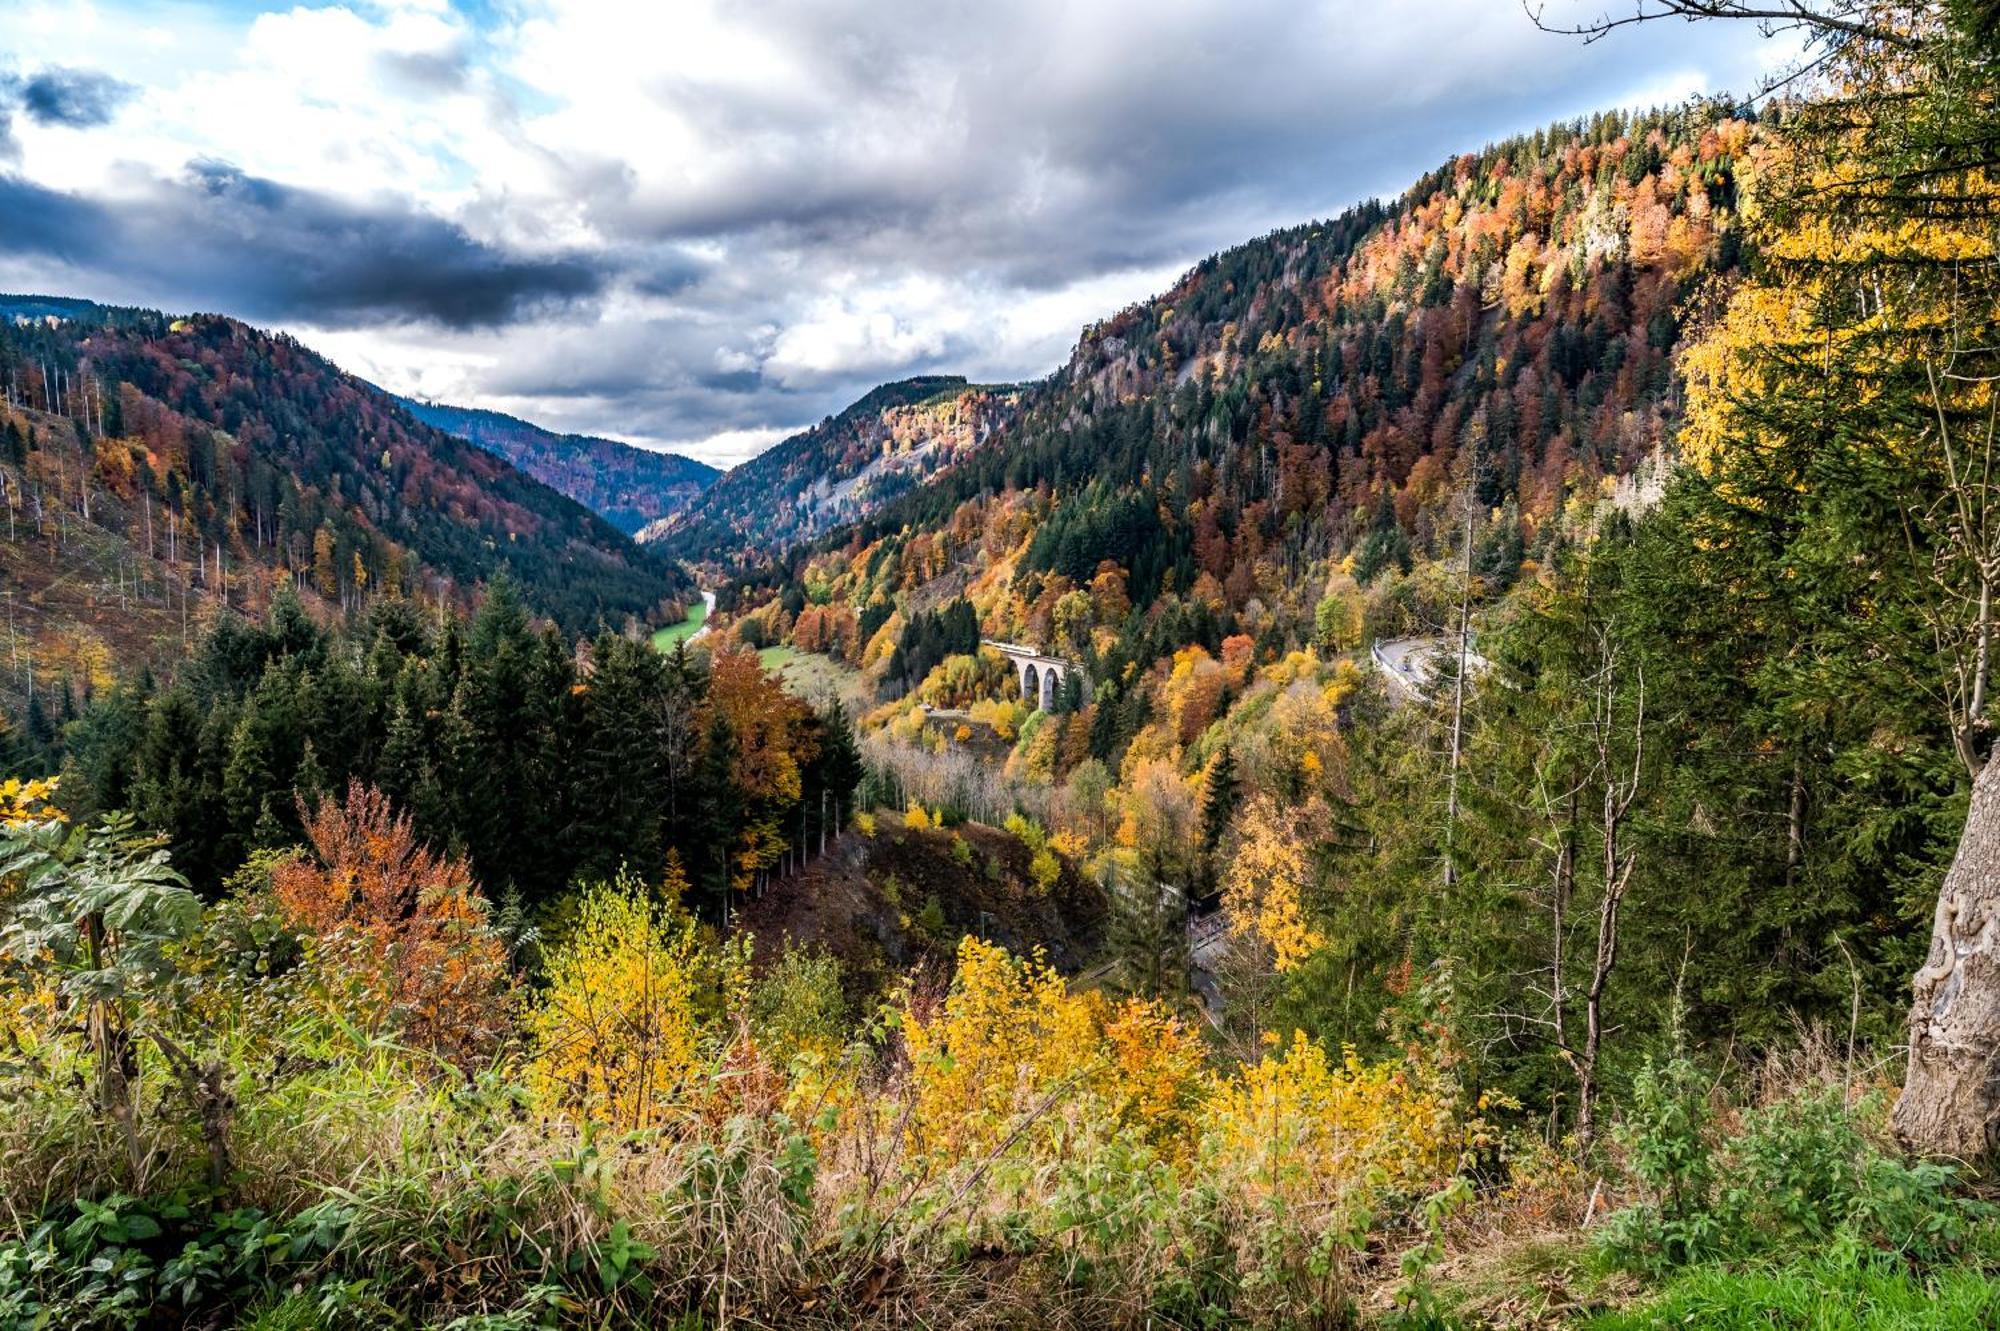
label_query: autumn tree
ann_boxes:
[1105,758,1202,998]
[270,780,509,1068]
[526,871,744,1130]
[1225,793,1331,972]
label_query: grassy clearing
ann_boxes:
[648,596,707,652]
[761,648,867,707]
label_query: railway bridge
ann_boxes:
[982,639,1081,711]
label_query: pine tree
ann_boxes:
[571,633,669,884]
[815,699,864,840]
[222,701,278,854]
[690,708,742,926]
[1105,865,1190,1002]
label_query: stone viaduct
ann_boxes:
[982,639,1081,711]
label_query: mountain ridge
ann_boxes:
[644,374,1023,562]
[662,100,1747,600]
[400,396,718,536]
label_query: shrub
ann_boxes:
[1597,1058,1724,1274]
[270,781,510,1069]
[1598,1059,1988,1278]
[901,937,1208,1161]
[524,876,746,1131]
[748,945,848,1070]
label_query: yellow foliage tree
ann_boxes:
[1224,793,1331,970]
[1164,645,1226,747]
[902,938,1207,1160]
[526,875,728,1131]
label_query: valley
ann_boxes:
[1,5,1997,1329]
[649,587,714,653]
[402,397,719,536]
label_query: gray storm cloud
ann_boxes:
[0,163,607,329]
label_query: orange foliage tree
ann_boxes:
[270,781,509,1067]
[707,648,815,889]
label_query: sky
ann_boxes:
[0,0,1788,469]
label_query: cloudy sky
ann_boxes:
[0,1,1784,468]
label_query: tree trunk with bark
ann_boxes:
[1896,753,2000,1164]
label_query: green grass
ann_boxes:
[1583,1251,2000,1330]
[649,597,708,652]
[760,648,866,707]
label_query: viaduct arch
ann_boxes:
[982,640,1081,711]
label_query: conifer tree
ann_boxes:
[1201,745,1238,854]
[691,709,742,926]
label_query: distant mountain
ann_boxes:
[0,301,683,665]
[645,375,1020,561]
[0,294,159,331]
[400,398,718,536]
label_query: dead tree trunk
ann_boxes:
[1576,639,1643,1150]
[1896,752,2000,1163]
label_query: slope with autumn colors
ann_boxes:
[0,301,686,693]
[730,101,1746,660]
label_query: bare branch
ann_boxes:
[1524,0,1920,49]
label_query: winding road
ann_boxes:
[1370,635,1489,697]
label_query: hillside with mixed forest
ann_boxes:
[753,100,1743,614]
[0,301,684,717]
[647,375,1022,563]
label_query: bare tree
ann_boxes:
[1526,0,1919,50]
[1577,633,1646,1147]
[1443,478,1478,892]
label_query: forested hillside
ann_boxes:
[0,303,683,663]
[647,375,1021,563]
[41,582,860,903]
[791,98,1740,608]
[401,397,718,535]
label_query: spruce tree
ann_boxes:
[1201,745,1238,853]
[690,708,741,926]
[817,700,864,837]
[1105,865,1190,1003]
